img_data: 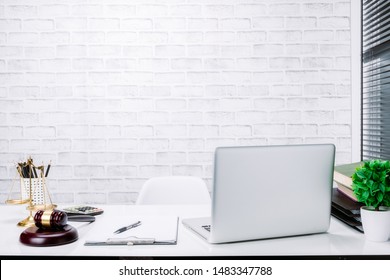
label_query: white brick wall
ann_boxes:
[0,0,351,204]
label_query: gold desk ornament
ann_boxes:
[5,157,56,227]
[5,163,30,205]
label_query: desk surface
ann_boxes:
[1,204,390,257]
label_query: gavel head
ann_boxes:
[34,210,68,230]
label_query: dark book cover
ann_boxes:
[332,188,363,216]
[331,206,363,233]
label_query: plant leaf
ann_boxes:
[351,159,390,208]
[355,169,366,179]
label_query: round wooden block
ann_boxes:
[20,225,79,247]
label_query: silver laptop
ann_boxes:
[182,144,335,243]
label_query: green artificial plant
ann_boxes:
[352,159,390,211]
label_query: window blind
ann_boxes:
[362,0,390,160]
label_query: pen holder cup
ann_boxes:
[21,178,45,206]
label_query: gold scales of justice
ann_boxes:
[5,157,56,227]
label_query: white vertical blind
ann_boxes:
[362,0,390,159]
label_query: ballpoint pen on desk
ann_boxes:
[113,221,141,234]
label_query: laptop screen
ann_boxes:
[209,144,335,243]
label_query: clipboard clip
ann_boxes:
[107,236,155,245]
[84,236,155,246]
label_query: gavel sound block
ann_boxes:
[20,210,95,247]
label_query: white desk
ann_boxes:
[1,204,390,257]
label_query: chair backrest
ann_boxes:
[136,176,211,205]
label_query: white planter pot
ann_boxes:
[361,206,390,242]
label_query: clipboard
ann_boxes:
[84,216,179,246]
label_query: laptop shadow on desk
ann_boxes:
[184,230,369,257]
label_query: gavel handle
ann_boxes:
[67,215,95,223]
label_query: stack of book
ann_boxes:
[332,162,364,232]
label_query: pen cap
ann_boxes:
[34,210,68,230]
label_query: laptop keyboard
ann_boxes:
[202,225,211,232]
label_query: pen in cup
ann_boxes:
[113,221,141,234]
[32,166,38,178]
[16,163,24,178]
[45,161,51,177]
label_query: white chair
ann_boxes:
[136,176,211,205]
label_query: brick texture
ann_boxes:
[0,0,351,204]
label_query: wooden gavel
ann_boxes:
[34,210,95,230]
